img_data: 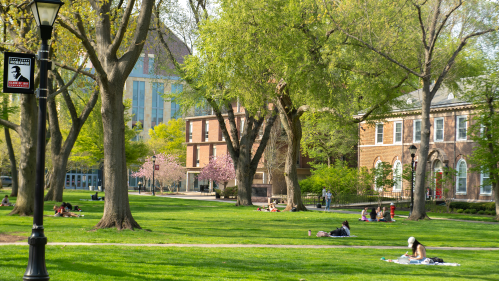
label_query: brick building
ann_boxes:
[358,88,494,202]
[184,103,313,193]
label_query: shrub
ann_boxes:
[477,210,485,215]
[468,209,477,214]
[223,186,238,197]
[456,209,464,213]
[463,209,471,213]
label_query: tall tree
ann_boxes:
[465,72,499,220]
[156,0,280,206]
[57,0,155,229]
[188,0,409,211]
[323,0,499,220]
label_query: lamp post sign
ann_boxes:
[3,52,35,94]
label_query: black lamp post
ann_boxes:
[409,145,417,217]
[25,1,63,280]
[152,155,156,196]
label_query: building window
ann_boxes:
[148,56,155,74]
[205,121,209,141]
[375,123,383,144]
[196,146,200,167]
[456,116,467,141]
[434,118,444,142]
[132,81,145,128]
[456,159,467,194]
[393,161,402,191]
[171,84,183,119]
[212,145,216,157]
[394,122,402,144]
[132,56,144,74]
[413,120,421,143]
[240,118,245,139]
[151,83,164,128]
[374,160,382,191]
[481,172,492,195]
[189,123,193,143]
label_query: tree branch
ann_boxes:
[109,0,136,56]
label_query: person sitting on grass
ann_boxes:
[53,205,82,218]
[369,207,377,222]
[359,207,369,221]
[382,206,391,222]
[330,220,350,236]
[1,195,13,206]
[405,237,427,263]
[377,206,385,221]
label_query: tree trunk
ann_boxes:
[44,155,67,202]
[494,182,499,221]
[409,79,432,220]
[5,127,19,197]
[44,84,98,202]
[95,83,140,230]
[235,146,254,205]
[276,87,307,211]
[10,95,37,216]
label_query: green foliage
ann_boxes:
[450,202,495,212]
[456,209,464,213]
[303,162,374,201]
[147,118,186,165]
[477,210,485,215]
[71,98,147,167]
[301,112,358,165]
[223,186,237,197]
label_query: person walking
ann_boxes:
[325,189,332,211]
[322,187,326,205]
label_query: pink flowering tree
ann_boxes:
[198,154,236,191]
[132,153,185,193]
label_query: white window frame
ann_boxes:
[392,160,402,191]
[456,116,467,141]
[189,123,193,143]
[196,147,200,167]
[393,121,402,144]
[205,121,209,142]
[480,172,492,196]
[434,117,444,142]
[455,159,467,195]
[212,145,217,157]
[413,119,421,143]
[375,123,384,144]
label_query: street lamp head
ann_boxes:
[409,145,417,157]
[152,155,156,163]
[29,0,64,40]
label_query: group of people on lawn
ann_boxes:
[360,204,396,222]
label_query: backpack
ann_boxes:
[429,257,444,263]
[330,227,346,236]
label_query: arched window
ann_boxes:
[456,159,467,194]
[393,161,402,191]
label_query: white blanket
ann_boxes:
[329,235,357,238]
[386,260,460,266]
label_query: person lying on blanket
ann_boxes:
[405,237,427,263]
[330,220,350,236]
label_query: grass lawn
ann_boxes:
[1,190,498,280]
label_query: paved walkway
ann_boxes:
[130,192,499,225]
[1,242,497,250]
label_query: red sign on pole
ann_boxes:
[155,165,159,170]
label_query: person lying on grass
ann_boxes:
[53,205,82,218]
[330,220,350,236]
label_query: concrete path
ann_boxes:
[129,192,499,224]
[1,242,497,251]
